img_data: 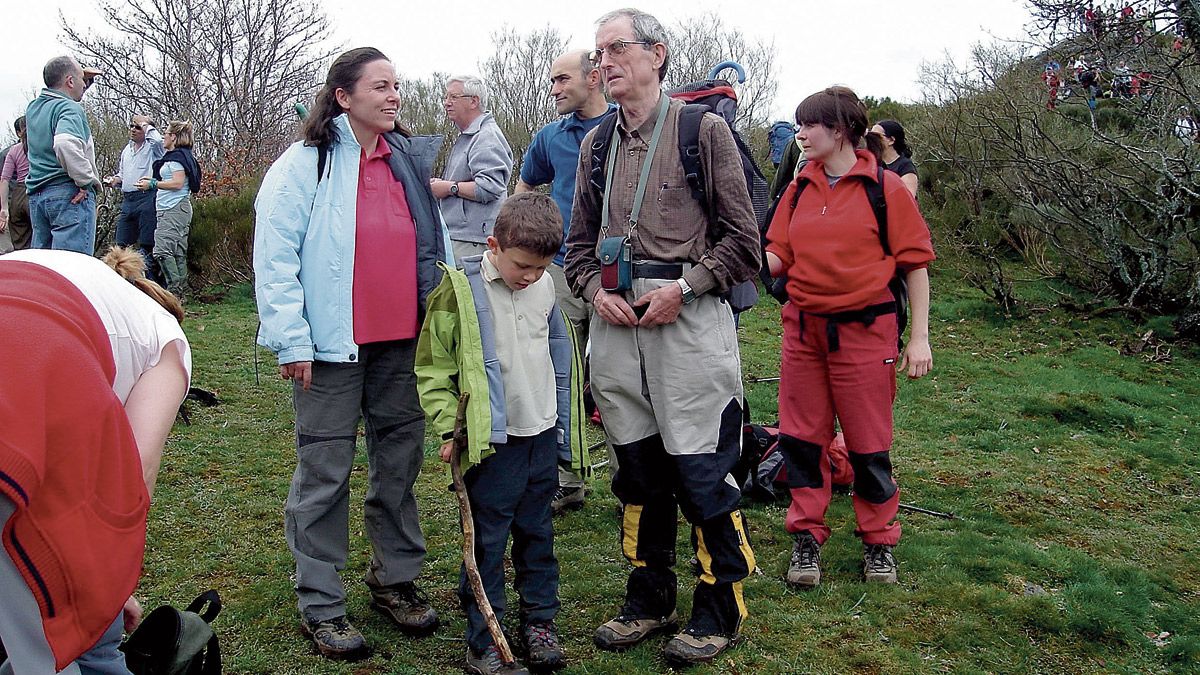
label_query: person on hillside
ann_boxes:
[431,75,513,264]
[416,192,587,675]
[514,49,616,515]
[0,116,32,251]
[138,120,200,299]
[106,114,164,273]
[0,247,190,675]
[565,8,760,667]
[1041,63,1062,110]
[764,86,935,589]
[253,46,446,660]
[871,119,918,198]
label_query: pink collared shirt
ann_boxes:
[352,137,419,344]
[1,143,28,182]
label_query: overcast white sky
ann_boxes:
[0,0,1034,129]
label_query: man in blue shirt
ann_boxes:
[515,49,614,515]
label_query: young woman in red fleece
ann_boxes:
[764,86,934,589]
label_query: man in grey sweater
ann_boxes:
[430,74,513,265]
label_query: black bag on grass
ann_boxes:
[121,590,221,675]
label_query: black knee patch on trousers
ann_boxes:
[297,433,357,448]
[624,566,677,618]
[848,450,897,504]
[689,580,741,636]
[779,435,823,489]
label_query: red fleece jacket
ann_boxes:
[0,261,148,670]
[765,150,935,314]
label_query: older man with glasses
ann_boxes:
[430,75,513,265]
[564,7,760,668]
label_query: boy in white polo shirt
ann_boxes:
[416,192,587,675]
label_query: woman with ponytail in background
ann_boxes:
[871,119,918,198]
[253,47,447,660]
[0,247,189,674]
[764,87,934,591]
[139,120,201,299]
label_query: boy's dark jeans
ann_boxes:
[459,427,560,652]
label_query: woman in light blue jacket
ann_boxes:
[252,47,447,660]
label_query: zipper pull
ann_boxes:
[821,206,827,215]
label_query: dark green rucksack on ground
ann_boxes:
[121,590,222,675]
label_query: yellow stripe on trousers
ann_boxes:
[621,504,648,567]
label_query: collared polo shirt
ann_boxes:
[117,128,164,193]
[480,251,557,437]
[520,104,617,265]
[353,137,418,344]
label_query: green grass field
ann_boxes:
[145,279,1200,674]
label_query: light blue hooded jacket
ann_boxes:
[253,114,448,364]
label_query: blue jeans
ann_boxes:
[459,427,560,652]
[29,182,96,254]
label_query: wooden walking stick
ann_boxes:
[449,392,516,664]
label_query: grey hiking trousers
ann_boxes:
[285,339,428,622]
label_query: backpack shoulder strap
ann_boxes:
[316,142,331,184]
[677,103,707,207]
[587,113,620,196]
[864,164,890,255]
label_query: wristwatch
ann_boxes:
[676,277,697,304]
[449,182,460,197]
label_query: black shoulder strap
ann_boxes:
[316,142,331,184]
[677,104,707,207]
[587,113,620,195]
[865,165,890,255]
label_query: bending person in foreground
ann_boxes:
[0,247,190,674]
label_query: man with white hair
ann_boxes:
[564,7,760,668]
[430,75,513,264]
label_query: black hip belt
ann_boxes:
[631,261,687,280]
[802,302,897,352]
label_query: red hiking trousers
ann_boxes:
[777,298,902,546]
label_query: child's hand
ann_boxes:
[439,440,455,463]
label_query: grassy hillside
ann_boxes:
[145,278,1200,673]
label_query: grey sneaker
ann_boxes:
[786,531,821,588]
[521,621,565,670]
[299,615,368,660]
[551,485,585,515]
[466,644,530,675]
[662,627,735,666]
[370,581,439,635]
[863,543,898,583]
[593,611,679,651]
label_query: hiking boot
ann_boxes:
[521,621,565,670]
[370,581,439,635]
[299,615,368,660]
[593,611,678,651]
[465,644,530,675]
[662,627,735,667]
[550,485,585,515]
[786,531,821,588]
[863,543,898,584]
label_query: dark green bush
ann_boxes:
[188,178,260,288]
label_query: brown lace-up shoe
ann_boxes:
[370,581,439,635]
[593,611,679,651]
[300,615,368,660]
